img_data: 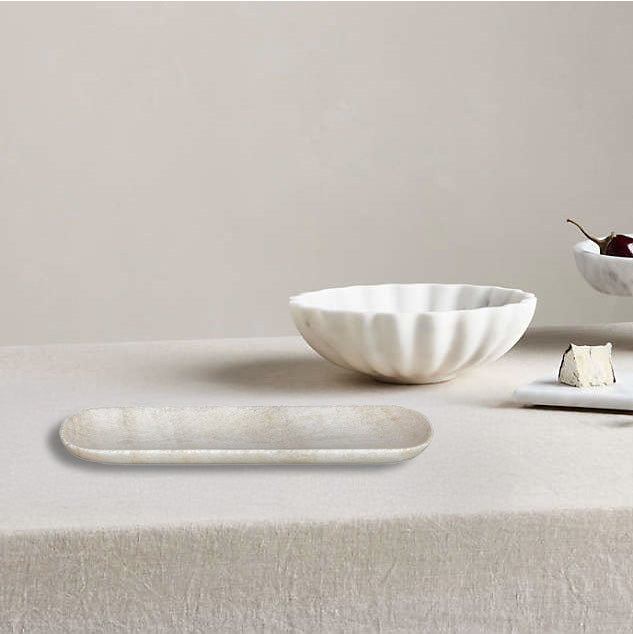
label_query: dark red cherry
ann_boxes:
[605,234,633,257]
[567,218,633,258]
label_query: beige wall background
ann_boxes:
[2,2,633,345]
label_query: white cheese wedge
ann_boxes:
[558,343,615,388]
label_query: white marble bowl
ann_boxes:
[290,283,537,384]
[573,238,633,295]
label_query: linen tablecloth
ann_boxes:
[3,324,633,633]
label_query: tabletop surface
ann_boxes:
[4,324,633,533]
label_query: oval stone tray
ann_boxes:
[59,405,433,464]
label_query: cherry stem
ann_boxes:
[566,218,615,255]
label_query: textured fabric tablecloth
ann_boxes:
[3,324,633,633]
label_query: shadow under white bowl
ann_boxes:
[290,283,537,384]
[574,238,633,296]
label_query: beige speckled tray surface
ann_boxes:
[59,405,433,464]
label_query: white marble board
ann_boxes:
[514,372,633,410]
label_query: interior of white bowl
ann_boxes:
[575,239,600,254]
[291,284,533,314]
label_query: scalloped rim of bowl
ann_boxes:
[289,283,536,316]
[574,237,633,262]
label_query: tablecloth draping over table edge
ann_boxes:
[2,509,633,634]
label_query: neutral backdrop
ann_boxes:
[2,2,633,345]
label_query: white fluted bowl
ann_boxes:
[573,238,633,295]
[290,283,537,384]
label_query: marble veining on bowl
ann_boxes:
[573,238,633,295]
[59,405,433,464]
[290,283,536,384]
